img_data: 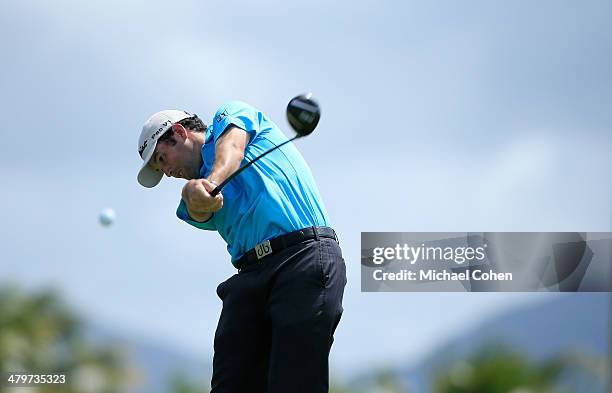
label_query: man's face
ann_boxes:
[148,126,202,180]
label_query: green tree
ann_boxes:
[168,373,209,393]
[432,345,566,393]
[0,285,128,393]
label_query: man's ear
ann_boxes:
[172,123,188,140]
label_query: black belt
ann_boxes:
[235,226,338,271]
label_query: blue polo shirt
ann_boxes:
[176,101,330,265]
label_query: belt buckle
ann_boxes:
[254,239,273,260]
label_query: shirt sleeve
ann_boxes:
[210,100,261,145]
[176,200,217,231]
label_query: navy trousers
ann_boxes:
[210,236,346,393]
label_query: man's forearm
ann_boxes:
[207,127,248,185]
[208,151,242,185]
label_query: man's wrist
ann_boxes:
[207,178,219,187]
[187,207,213,223]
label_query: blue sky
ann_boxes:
[1,0,610,378]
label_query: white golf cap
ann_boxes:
[137,109,191,188]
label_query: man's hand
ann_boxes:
[182,179,223,221]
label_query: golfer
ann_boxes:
[136,100,346,393]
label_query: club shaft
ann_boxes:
[210,136,299,196]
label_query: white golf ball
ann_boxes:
[99,208,116,227]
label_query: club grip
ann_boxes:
[210,185,221,197]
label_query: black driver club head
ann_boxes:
[286,93,321,137]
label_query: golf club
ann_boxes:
[210,94,320,196]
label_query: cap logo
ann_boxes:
[151,120,173,141]
[138,140,148,158]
